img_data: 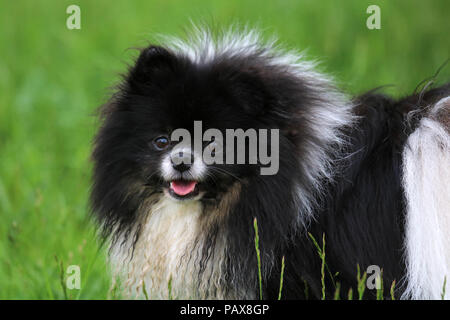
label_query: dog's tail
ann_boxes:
[401,96,450,300]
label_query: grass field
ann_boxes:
[0,0,449,299]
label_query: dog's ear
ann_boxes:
[130,45,176,83]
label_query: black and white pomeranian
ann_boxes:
[91,26,450,299]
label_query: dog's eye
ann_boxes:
[153,136,170,150]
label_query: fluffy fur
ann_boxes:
[91,26,450,299]
[401,97,450,299]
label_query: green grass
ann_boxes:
[0,0,449,299]
[253,218,263,300]
[308,233,327,300]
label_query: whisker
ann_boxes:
[208,166,243,182]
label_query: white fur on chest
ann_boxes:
[110,197,226,299]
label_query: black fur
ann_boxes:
[91,38,450,299]
[265,85,450,299]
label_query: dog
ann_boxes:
[90,26,450,299]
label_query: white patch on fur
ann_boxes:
[160,146,206,181]
[160,25,355,224]
[401,97,450,299]
[109,197,227,299]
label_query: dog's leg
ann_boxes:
[401,96,450,299]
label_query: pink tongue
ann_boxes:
[170,181,197,196]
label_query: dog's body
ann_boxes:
[91,28,450,299]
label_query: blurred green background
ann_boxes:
[0,0,448,299]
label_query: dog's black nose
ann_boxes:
[172,162,191,172]
[171,151,193,172]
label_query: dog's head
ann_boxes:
[91,28,353,242]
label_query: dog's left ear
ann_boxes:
[130,45,177,84]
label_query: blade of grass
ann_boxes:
[308,232,336,288]
[168,275,173,300]
[253,218,263,300]
[333,282,341,300]
[390,280,396,300]
[55,255,68,300]
[308,232,327,299]
[356,264,367,300]
[142,281,149,300]
[303,279,309,300]
[278,256,285,300]
[348,288,353,300]
[376,269,384,300]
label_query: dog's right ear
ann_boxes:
[130,45,176,83]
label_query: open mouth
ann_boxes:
[168,180,199,199]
